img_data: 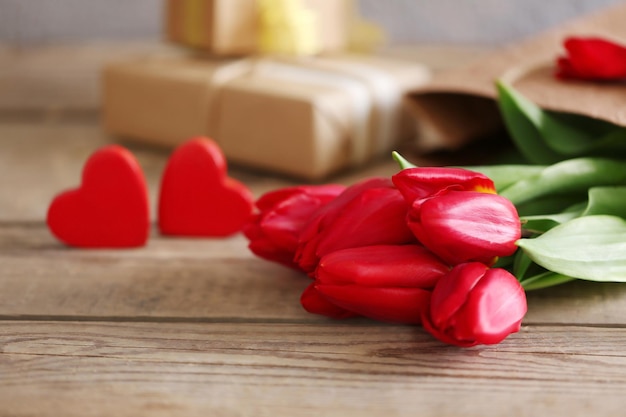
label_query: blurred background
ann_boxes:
[0,0,622,47]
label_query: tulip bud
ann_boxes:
[244,184,345,269]
[406,190,521,265]
[422,262,527,347]
[300,283,358,320]
[294,178,416,274]
[392,167,496,204]
[556,37,626,81]
[312,245,449,324]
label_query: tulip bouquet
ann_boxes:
[243,36,626,347]
[244,161,529,347]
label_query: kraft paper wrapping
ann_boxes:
[102,55,430,180]
[276,55,429,158]
[102,57,253,147]
[408,1,626,151]
[165,0,350,55]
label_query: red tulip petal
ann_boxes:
[295,178,393,272]
[423,263,527,347]
[295,178,414,273]
[244,184,345,269]
[300,283,358,319]
[313,187,415,256]
[429,262,488,329]
[558,37,626,80]
[316,244,448,288]
[409,191,520,265]
[316,284,431,324]
[453,268,527,345]
[421,299,478,347]
[392,167,495,204]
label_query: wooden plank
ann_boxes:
[2,321,626,417]
[2,222,626,325]
[0,223,312,321]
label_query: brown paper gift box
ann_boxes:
[165,0,350,55]
[407,2,626,151]
[102,54,430,180]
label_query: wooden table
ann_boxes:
[2,43,626,417]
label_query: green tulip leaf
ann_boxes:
[521,211,581,234]
[513,249,534,280]
[495,81,626,162]
[543,112,626,156]
[582,187,626,217]
[492,254,515,269]
[512,248,575,291]
[515,195,585,217]
[517,215,626,282]
[499,157,626,206]
[520,271,575,291]
[495,81,562,164]
[520,187,626,233]
[516,195,587,217]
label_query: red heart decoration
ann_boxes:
[158,137,254,237]
[47,145,150,248]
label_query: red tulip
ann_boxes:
[300,283,358,320]
[556,37,626,81]
[405,190,521,265]
[294,178,416,274]
[392,167,496,204]
[422,262,527,347]
[244,184,345,269]
[310,245,449,324]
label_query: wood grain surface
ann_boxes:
[1,42,625,417]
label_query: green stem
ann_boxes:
[392,151,417,170]
[500,157,626,206]
[520,272,575,291]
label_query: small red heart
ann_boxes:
[47,145,150,248]
[158,137,254,237]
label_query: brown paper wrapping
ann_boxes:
[102,57,253,147]
[408,1,626,151]
[165,0,350,55]
[102,54,430,180]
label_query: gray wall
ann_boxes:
[0,0,622,46]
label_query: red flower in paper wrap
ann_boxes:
[302,244,449,324]
[556,36,626,81]
[294,178,416,274]
[244,184,345,269]
[392,168,521,266]
[422,262,527,347]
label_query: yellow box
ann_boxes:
[165,0,350,55]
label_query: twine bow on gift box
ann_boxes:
[246,58,409,166]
